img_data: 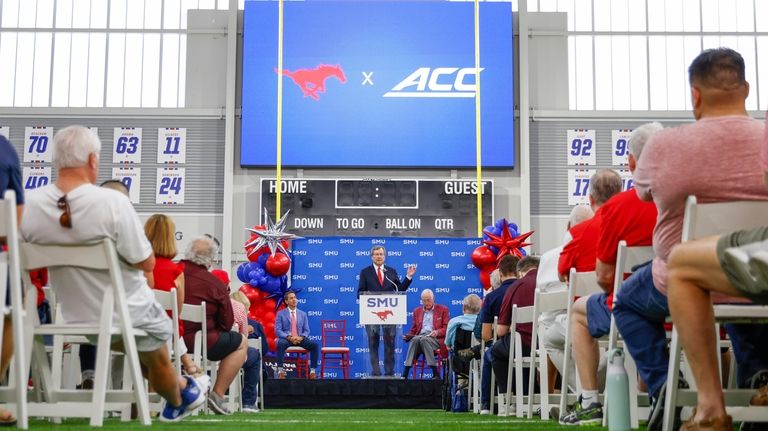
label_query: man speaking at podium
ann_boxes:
[358,245,417,377]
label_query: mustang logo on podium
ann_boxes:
[371,310,394,321]
[359,293,407,325]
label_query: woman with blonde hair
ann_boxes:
[144,214,199,375]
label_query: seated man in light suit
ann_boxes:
[274,291,320,379]
[402,289,450,380]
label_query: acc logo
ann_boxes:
[384,67,484,98]
[278,64,347,101]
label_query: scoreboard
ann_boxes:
[259,178,494,237]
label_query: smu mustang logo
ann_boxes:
[277,64,347,101]
[372,310,394,321]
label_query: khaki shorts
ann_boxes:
[717,226,768,304]
[87,301,172,352]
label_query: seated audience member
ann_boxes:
[472,268,502,344]
[227,287,262,414]
[446,294,482,386]
[557,169,623,282]
[20,125,208,422]
[491,256,540,416]
[402,289,450,380]
[275,291,320,379]
[476,257,519,414]
[666,95,768,431]
[559,123,660,425]
[538,205,594,397]
[614,48,768,431]
[182,236,246,415]
[0,135,23,426]
[145,214,200,376]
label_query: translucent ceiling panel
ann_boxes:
[593,0,611,31]
[37,0,55,27]
[91,0,109,29]
[141,34,160,107]
[145,0,162,30]
[665,37,686,110]
[682,0,700,32]
[123,34,142,107]
[736,36,757,111]
[72,0,90,28]
[594,36,613,110]
[68,33,88,107]
[14,33,34,107]
[735,0,754,32]
[127,0,145,29]
[647,0,664,32]
[628,36,648,110]
[757,38,768,110]
[648,35,668,110]
[106,33,126,107]
[2,0,19,28]
[32,32,52,107]
[0,33,16,106]
[573,0,592,31]
[51,32,71,106]
[87,33,107,107]
[568,36,576,110]
[110,0,127,29]
[611,36,630,110]
[161,34,180,107]
[18,0,37,28]
[700,0,718,32]
[682,36,702,111]
[610,0,628,32]
[55,0,73,28]
[574,36,594,110]
[164,0,182,29]
[627,0,646,32]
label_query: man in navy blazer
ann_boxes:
[274,291,319,379]
[357,245,417,377]
[402,289,450,379]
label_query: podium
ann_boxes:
[359,291,407,325]
[359,292,407,377]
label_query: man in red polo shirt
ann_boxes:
[558,170,623,282]
[560,123,662,425]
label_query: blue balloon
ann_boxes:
[488,246,499,254]
[236,263,249,283]
[494,218,506,229]
[265,277,282,293]
[508,222,519,231]
[257,253,269,265]
[258,276,267,286]
[254,267,265,277]
[248,270,258,281]
[249,276,263,287]
[491,226,502,236]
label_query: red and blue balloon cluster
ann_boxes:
[471,218,533,289]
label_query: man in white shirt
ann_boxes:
[20,125,208,422]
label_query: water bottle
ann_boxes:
[606,348,631,431]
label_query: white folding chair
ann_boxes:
[153,288,181,374]
[558,269,603,418]
[528,288,569,420]
[180,302,207,414]
[0,191,28,428]
[663,196,768,431]
[502,304,534,418]
[248,337,265,411]
[19,239,151,426]
[603,241,655,429]
[468,332,481,413]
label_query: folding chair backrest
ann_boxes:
[153,288,181,374]
[568,269,600,299]
[511,304,535,327]
[613,241,654,296]
[682,196,768,242]
[180,302,208,374]
[321,319,346,347]
[533,289,568,314]
[454,327,474,351]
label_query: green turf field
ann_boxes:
[27,409,615,430]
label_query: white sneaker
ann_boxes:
[480,409,491,415]
[497,395,509,417]
[242,405,260,413]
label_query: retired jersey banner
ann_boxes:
[288,237,482,378]
[241,1,515,168]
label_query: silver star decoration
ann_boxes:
[245,208,303,257]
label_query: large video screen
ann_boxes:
[241,1,515,168]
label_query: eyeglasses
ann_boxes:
[57,195,72,228]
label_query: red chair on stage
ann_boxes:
[412,346,447,380]
[284,347,310,378]
[320,320,350,379]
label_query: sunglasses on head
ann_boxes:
[57,195,72,228]
[204,233,220,248]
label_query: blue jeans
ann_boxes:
[612,263,670,399]
[481,347,493,407]
[724,323,768,388]
[242,346,261,407]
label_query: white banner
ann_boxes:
[113,127,143,164]
[567,168,596,206]
[0,126,9,140]
[359,293,407,325]
[22,166,51,191]
[611,129,633,166]
[157,128,187,164]
[112,167,141,204]
[155,167,185,205]
[619,169,634,192]
[23,126,54,163]
[566,129,596,166]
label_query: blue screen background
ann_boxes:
[241,1,515,168]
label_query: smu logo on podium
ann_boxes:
[359,293,407,325]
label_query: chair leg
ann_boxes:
[662,329,683,431]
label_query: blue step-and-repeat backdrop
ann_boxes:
[288,237,483,378]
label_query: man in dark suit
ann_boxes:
[402,289,450,379]
[357,245,416,377]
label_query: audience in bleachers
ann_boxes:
[491,256,541,416]
[20,125,209,422]
[613,47,768,431]
[559,124,661,425]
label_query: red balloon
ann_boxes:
[479,268,492,289]
[471,246,497,270]
[239,284,260,305]
[265,252,291,276]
